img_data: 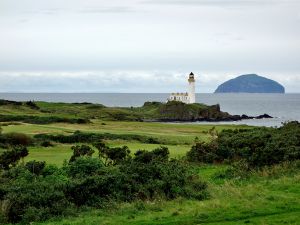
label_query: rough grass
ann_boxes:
[30,165,300,225]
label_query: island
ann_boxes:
[214,74,285,93]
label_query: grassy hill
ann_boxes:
[0,100,235,124]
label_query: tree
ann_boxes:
[0,146,29,170]
[25,160,46,175]
[69,145,94,163]
[94,142,130,166]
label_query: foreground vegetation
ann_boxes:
[0,100,299,224]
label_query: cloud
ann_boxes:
[141,0,299,7]
[78,6,136,14]
[0,71,187,93]
[0,71,298,93]
[22,8,62,16]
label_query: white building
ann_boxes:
[168,72,196,104]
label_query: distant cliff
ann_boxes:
[214,74,285,93]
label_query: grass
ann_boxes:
[25,143,190,166]
[1,121,251,145]
[3,105,296,225]
[30,165,300,225]
[1,121,250,166]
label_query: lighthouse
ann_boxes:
[188,72,196,104]
[167,72,196,104]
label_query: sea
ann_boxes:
[1,93,299,127]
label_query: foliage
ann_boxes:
[0,146,28,170]
[25,101,40,110]
[0,166,73,224]
[25,160,46,175]
[0,132,33,148]
[186,141,218,163]
[34,130,161,145]
[134,146,169,163]
[94,142,131,166]
[69,145,94,162]
[186,121,300,168]
[40,140,54,147]
[0,114,89,124]
[0,144,208,224]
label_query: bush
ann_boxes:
[134,146,169,163]
[34,131,161,145]
[25,160,46,175]
[0,132,33,147]
[0,114,90,124]
[186,142,218,163]
[25,101,40,110]
[187,121,300,168]
[1,168,73,224]
[0,146,28,170]
[0,146,208,224]
[40,140,54,147]
[66,157,104,178]
[69,145,94,162]
[94,142,131,166]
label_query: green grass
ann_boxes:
[1,121,251,145]
[30,166,300,225]
[25,145,73,166]
[1,120,252,166]
[25,143,190,166]
[1,101,299,225]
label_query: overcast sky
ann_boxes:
[0,0,299,93]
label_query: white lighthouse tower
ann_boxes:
[188,72,196,104]
[167,72,196,104]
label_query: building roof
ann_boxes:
[190,72,194,75]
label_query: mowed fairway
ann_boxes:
[1,121,251,165]
[25,143,190,166]
[2,120,251,143]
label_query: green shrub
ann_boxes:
[186,142,218,163]
[0,146,28,170]
[94,142,131,166]
[34,131,161,144]
[25,101,40,110]
[187,121,300,168]
[66,157,104,178]
[0,167,73,224]
[0,146,208,224]
[0,114,90,124]
[69,145,94,163]
[25,160,46,175]
[134,146,169,163]
[40,140,54,147]
[0,132,33,147]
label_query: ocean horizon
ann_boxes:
[1,93,299,127]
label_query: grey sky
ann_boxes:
[0,0,299,92]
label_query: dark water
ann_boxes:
[1,93,299,127]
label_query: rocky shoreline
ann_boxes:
[147,113,273,122]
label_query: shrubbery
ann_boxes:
[0,144,208,224]
[186,121,300,168]
[0,114,89,124]
[34,130,161,144]
[0,132,33,148]
[0,146,28,170]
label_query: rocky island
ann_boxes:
[215,74,285,93]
